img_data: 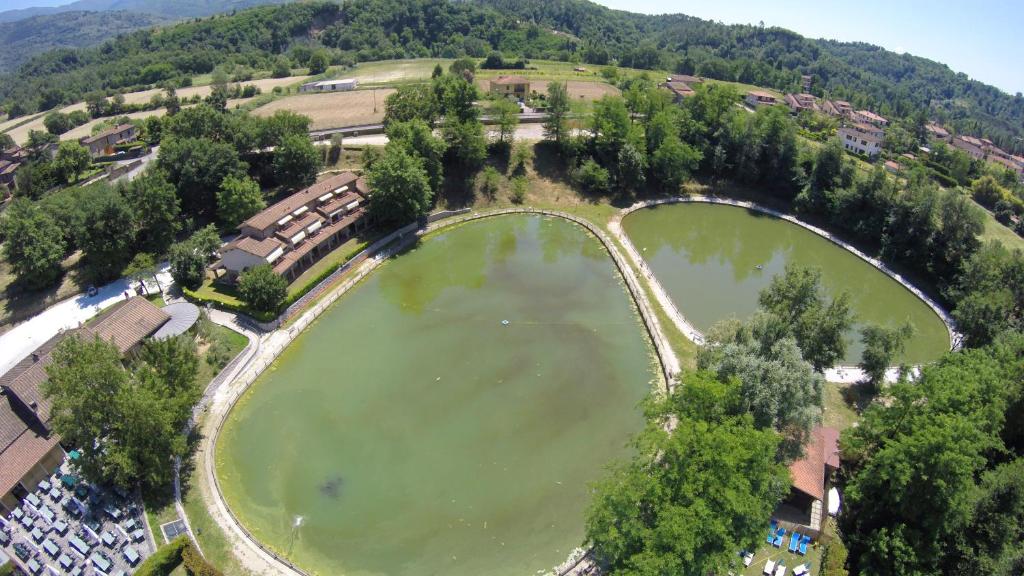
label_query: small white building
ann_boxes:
[839,123,884,157]
[299,78,358,93]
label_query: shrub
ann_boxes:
[182,540,223,576]
[238,264,288,315]
[510,175,528,204]
[574,158,611,195]
[478,165,501,199]
[134,536,188,576]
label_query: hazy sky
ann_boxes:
[594,0,1023,95]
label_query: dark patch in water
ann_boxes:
[319,476,344,499]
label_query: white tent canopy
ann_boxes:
[828,486,841,516]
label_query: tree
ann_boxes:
[434,74,479,122]
[574,158,611,195]
[543,81,571,149]
[367,146,433,227]
[488,97,519,147]
[699,313,825,458]
[821,537,849,576]
[216,175,265,227]
[758,264,854,371]
[949,241,1024,346]
[859,322,915,389]
[123,252,162,294]
[0,199,66,289]
[431,63,443,78]
[81,189,137,278]
[586,372,788,575]
[271,57,292,79]
[44,333,199,491]
[257,110,311,149]
[652,134,701,191]
[238,264,287,315]
[481,51,505,69]
[449,57,477,80]
[440,117,487,171]
[383,84,440,126]
[477,165,501,199]
[128,170,181,255]
[307,50,329,75]
[386,119,446,192]
[508,143,533,176]
[589,96,631,167]
[14,161,57,199]
[44,112,72,135]
[509,175,527,204]
[53,141,91,184]
[273,134,320,190]
[931,188,984,283]
[0,133,14,151]
[158,137,246,218]
[169,226,220,290]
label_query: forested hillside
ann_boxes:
[0,10,169,73]
[1,0,1021,150]
[0,0,287,23]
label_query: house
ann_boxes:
[951,135,986,160]
[839,122,885,157]
[852,109,888,127]
[79,124,137,158]
[0,298,169,515]
[666,74,703,85]
[801,74,813,92]
[884,160,902,173]
[221,172,370,282]
[784,93,819,114]
[925,123,950,141]
[821,99,853,118]
[773,426,840,538]
[299,78,358,93]
[745,91,778,107]
[489,76,531,100]
[662,82,695,101]
[0,146,29,191]
[989,153,1024,179]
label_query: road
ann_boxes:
[335,123,550,147]
[0,264,172,377]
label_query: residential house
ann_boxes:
[666,74,703,85]
[79,124,138,158]
[839,122,885,157]
[801,74,813,92]
[299,78,358,93]
[852,109,889,127]
[773,426,840,538]
[0,298,169,515]
[220,172,370,282]
[990,154,1024,179]
[489,76,531,100]
[951,135,986,160]
[925,123,950,141]
[745,91,778,108]
[0,146,28,191]
[821,99,853,118]
[662,82,695,101]
[884,160,902,173]
[784,93,819,114]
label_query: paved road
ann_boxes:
[337,123,550,147]
[0,265,172,377]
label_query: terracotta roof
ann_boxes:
[748,90,776,99]
[223,236,283,259]
[0,332,65,391]
[242,172,361,232]
[667,74,702,84]
[274,212,323,243]
[789,426,839,500]
[273,208,366,275]
[664,82,695,96]
[491,76,529,85]
[856,110,887,123]
[81,124,135,145]
[0,425,60,497]
[91,297,169,354]
[317,190,363,218]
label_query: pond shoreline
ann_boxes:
[610,195,960,383]
[200,208,678,576]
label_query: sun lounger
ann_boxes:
[775,564,787,576]
[793,564,809,576]
[799,535,810,555]
[773,527,785,547]
[763,560,776,575]
[743,551,754,566]
[788,532,801,552]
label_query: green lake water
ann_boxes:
[216,215,655,576]
[622,203,950,364]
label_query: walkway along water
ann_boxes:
[193,208,680,576]
[609,195,962,384]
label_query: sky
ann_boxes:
[594,0,1023,95]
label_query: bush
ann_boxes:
[574,158,611,195]
[478,165,501,199]
[134,535,188,576]
[510,175,527,204]
[238,264,288,315]
[182,540,223,576]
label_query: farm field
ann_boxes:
[252,88,395,130]
[118,75,312,105]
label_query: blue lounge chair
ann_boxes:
[788,532,801,553]
[767,520,777,544]
[798,535,810,555]
[773,527,785,547]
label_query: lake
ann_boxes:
[216,215,655,576]
[621,202,949,363]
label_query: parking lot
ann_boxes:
[0,460,155,575]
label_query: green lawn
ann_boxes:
[823,382,868,432]
[976,198,1024,251]
[193,279,245,308]
[286,237,368,296]
[740,534,824,576]
[196,321,249,390]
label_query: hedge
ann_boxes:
[182,540,224,576]
[134,535,188,576]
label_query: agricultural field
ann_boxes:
[252,88,395,130]
[118,75,311,106]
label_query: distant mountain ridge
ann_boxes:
[0,10,170,72]
[0,0,290,23]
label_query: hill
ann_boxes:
[0,0,1021,151]
[0,10,170,73]
[0,0,289,23]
